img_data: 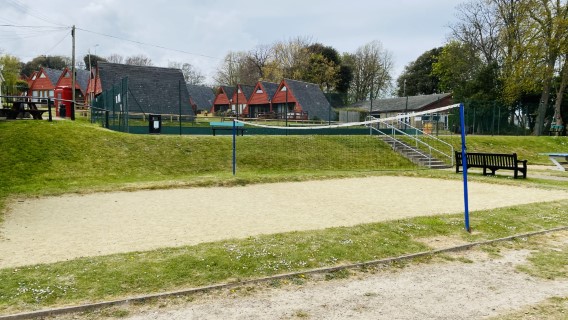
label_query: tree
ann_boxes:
[247,44,273,80]
[214,51,256,86]
[168,61,205,85]
[432,41,484,100]
[83,54,107,70]
[450,0,501,65]
[348,40,394,103]
[106,54,124,64]
[272,36,314,79]
[526,0,568,135]
[125,54,153,66]
[21,55,68,76]
[396,47,442,96]
[0,54,24,95]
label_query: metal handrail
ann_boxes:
[366,117,434,167]
[386,118,454,167]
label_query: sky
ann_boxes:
[0,0,461,86]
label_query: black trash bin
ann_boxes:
[59,104,66,118]
[149,114,161,134]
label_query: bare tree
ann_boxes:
[106,54,124,64]
[214,51,260,86]
[125,54,153,66]
[247,44,273,80]
[348,40,394,103]
[168,61,205,85]
[451,0,501,65]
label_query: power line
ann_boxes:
[75,27,222,61]
[5,0,67,27]
[0,24,68,30]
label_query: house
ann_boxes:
[186,84,214,115]
[211,86,235,114]
[231,84,254,116]
[271,79,332,121]
[244,81,279,118]
[94,62,193,116]
[350,93,453,129]
[27,67,62,102]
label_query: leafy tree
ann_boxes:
[21,55,68,76]
[0,54,24,95]
[396,47,442,96]
[525,0,568,135]
[433,41,485,100]
[303,53,339,91]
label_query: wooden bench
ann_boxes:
[209,121,245,136]
[455,151,527,179]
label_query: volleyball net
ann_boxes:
[230,104,461,174]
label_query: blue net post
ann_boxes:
[232,120,236,176]
[459,103,471,233]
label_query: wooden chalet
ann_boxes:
[230,84,254,116]
[27,67,62,102]
[186,84,214,114]
[86,69,102,105]
[211,86,235,114]
[244,81,279,118]
[271,79,332,121]
[94,62,194,116]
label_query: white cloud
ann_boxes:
[0,0,460,84]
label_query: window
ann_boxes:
[39,73,46,78]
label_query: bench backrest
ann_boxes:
[455,152,518,167]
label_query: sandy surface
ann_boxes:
[1,176,568,268]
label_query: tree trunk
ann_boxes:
[533,58,556,136]
[553,57,567,129]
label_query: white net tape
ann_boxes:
[235,103,461,130]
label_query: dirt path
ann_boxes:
[55,232,568,320]
[1,176,567,269]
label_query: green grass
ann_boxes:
[0,120,414,206]
[1,120,568,314]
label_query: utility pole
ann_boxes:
[71,25,76,120]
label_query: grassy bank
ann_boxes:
[0,120,414,199]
